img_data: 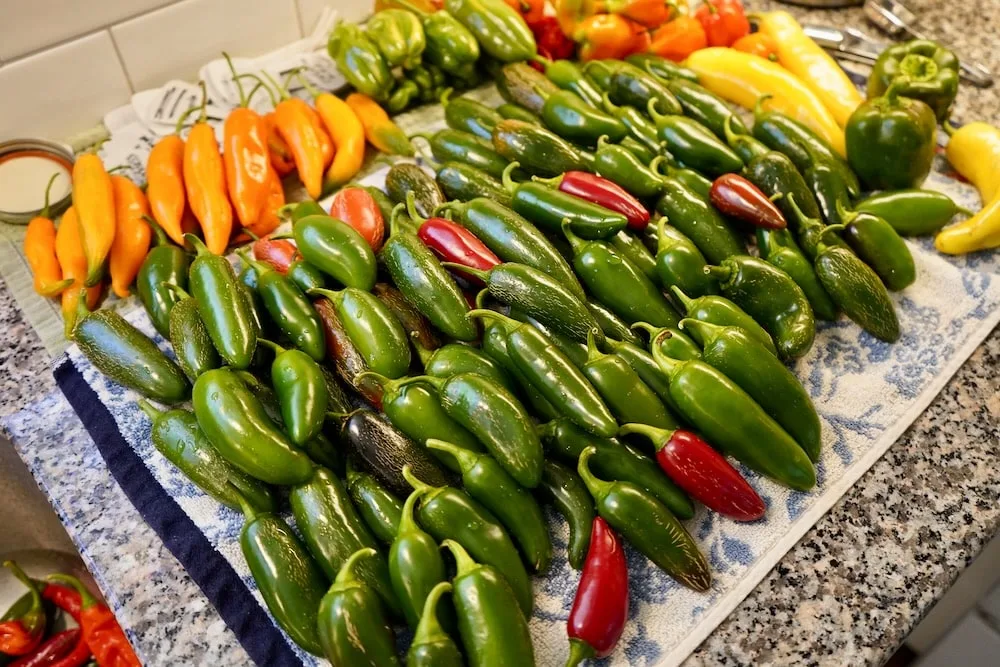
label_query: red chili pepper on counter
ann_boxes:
[253,235,298,274]
[417,217,501,286]
[530,16,576,62]
[694,0,750,47]
[10,629,82,667]
[566,517,629,667]
[1,562,45,656]
[710,173,787,229]
[538,170,650,231]
[41,583,82,622]
[330,187,386,251]
[620,423,766,521]
[46,574,140,667]
[647,16,707,61]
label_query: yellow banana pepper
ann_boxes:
[753,11,863,128]
[684,47,846,156]
[935,122,1000,254]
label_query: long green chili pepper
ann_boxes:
[346,464,403,546]
[406,582,464,667]
[389,487,449,630]
[670,286,777,356]
[536,460,595,570]
[654,218,719,298]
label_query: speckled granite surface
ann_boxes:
[1,2,998,665]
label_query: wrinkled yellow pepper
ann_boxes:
[935,122,1000,254]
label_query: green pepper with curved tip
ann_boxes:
[407,582,463,667]
[666,78,747,140]
[757,228,838,322]
[418,128,513,180]
[610,62,683,116]
[415,341,515,393]
[648,100,743,177]
[577,447,711,590]
[563,220,680,328]
[389,488,449,630]
[137,218,188,337]
[428,439,551,571]
[723,114,769,164]
[651,342,816,491]
[536,460,595,570]
[495,62,558,113]
[497,102,540,124]
[508,305,589,369]
[854,189,971,237]
[586,297,643,346]
[654,218,719,299]
[236,492,326,655]
[346,465,403,545]
[255,339,328,446]
[836,203,916,291]
[603,338,674,409]
[632,321,701,361]
[441,88,504,140]
[327,23,393,102]
[185,234,256,369]
[399,0,479,75]
[804,161,853,227]
[139,400,276,512]
[582,59,620,92]
[367,8,425,68]
[480,317,562,421]
[655,179,746,264]
[538,58,603,107]
[592,135,665,199]
[626,53,699,83]
[742,152,823,230]
[600,93,660,153]
[492,119,594,177]
[619,135,657,164]
[653,157,714,201]
[317,548,400,666]
[540,89,628,144]
[444,0,535,62]
[310,287,411,379]
[293,214,377,290]
[442,539,535,666]
[404,467,533,614]
[670,286,777,356]
[705,255,816,360]
[386,163,446,219]
[435,161,512,206]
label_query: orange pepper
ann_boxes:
[71,154,115,287]
[182,81,233,255]
[221,54,273,230]
[23,174,74,298]
[694,0,749,48]
[731,32,778,61]
[647,16,707,61]
[242,168,285,240]
[305,105,334,170]
[503,0,545,23]
[146,133,187,246]
[345,93,414,156]
[262,112,296,176]
[555,0,598,36]
[55,207,101,336]
[108,175,151,298]
[606,0,676,28]
[575,14,648,61]
[297,74,367,188]
[262,72,326,199]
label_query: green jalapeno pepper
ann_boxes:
[648,101,743,177]
[854,189,971,237]
[667,78,747,140]
[610,62,683,116]
[137,219,189,338]
[539,58,604,107]
[600,94,661,153]
[632,321,702,361]
[255,339,328,445]
[757,228,838,321]
[139,401,275,512]
[293,214,377,290]
[444,0,535,62]
[867,39,959,122]
[655,179,746,264]
[681,319,821,461]
[654,218,719,298]
[428,439,552,571]
[327,23,393,102]
[670,286,777,356]
[592,136,665,198]
[655,158,714,201]
[386,163,446,220]
[415,341,515,393]
[441,539,536,666]
[290,466,402,615]
[540,88,628,144]
[705,255,816,360]
[285,200,327,223]
[480,317,562,421]
[401,0,479,75]
[582,59,620,92]
[417,129,512,181]
[586,297,644,346]
[492,119,594,177]
[436,161,512,206]
[497,102,541,124]
[803,162,853,227]
[538,418,694,520]
[404,467,533,614]
[317,548,400,665]
[440,89,504,140]
[577,447,710,590]
[367,8,426,68]
[235,492,326,655]
[389,488,449,630]
[346,465,403,545]
[495,62,558,114]
[398,373,544,488]
[373,281,442,352]
[619,135,658,164]
[835,203,916,291]
[286,257,326,293]
[407,582,463,667]
[564,220,680,328]
[651,343,816,491]
[742,152,823,230]
[722,114,768,163]
[603,338,675,409]
[536,460,595,570]
[626,53,700,83]
[508,305,589,369]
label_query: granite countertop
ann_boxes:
[2,1,999,665]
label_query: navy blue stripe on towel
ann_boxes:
[55,358,302,667]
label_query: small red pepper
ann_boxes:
[1,562,46,656]
[46,574,140,667]
[529,16,576,62]
[10,629,82,667]
[710,173,787,229]
[540,169,651,231]
[252,235,298,274]
[330,187,386,251]
[695,0,750,47]
[620,423,766,521]
[566,517,629,666]
[417,217,501,286]
[41,583,82,623]
[47,633,92,667]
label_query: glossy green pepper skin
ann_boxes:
[506,166,627,241]
[683,319,822,462]
[838,206,916,291]
[497,102,541,124]
[805,162,853,227]
[706,255,816,360]
[441,89,504,140]
[577,447,711,590]
[658,160,713,201]
[604,338,675,408]
[422,128,512,180]
[317,548,400,666]
[429,439,552,572]
[742,151,823,229]
[417,342,515,393]
[564,221,680,328]
[346,465,403,545]
[757,228,838,322]
[608,229,658,283]
[385,163,446,220]
[389,488,449,630]
[582,59,619,91]
[287,258,326,293]
[508,306,589,369]
[257,339,328,446]
[442,539,535,666]
[417,6,480,75]
[846,82,937,191]
[619,135,657,164]
[586,296,643,345]
[137,221,189,337]
[592,136,665,199]
[406,582,463,667]
[671,287,777,356]
[539,418,694,520]
[293,214,377,290]
[492,119,593,177]
[610,63,683,116]
[655,179,745,264]
[327,23,393,102]
[867,39,959,122]
[654,218,719,299]
[445,0,536,62]
[651,347,817,492]
[542,58,603,107]
[405,468,534,615]
[139,401,275,512]
[495,62,558,114]
[387,78,421,115]
[541,89,628,144]
[241,253,325,362]
[627,53,700,83]
[536,460,595,570]
[367,8,425,68]
[724,116,770,164]
[854,189,970,237]
[193,369,313,485]
[632,321,702,362]
[649,103,743,177]
[666,79,748,139]
[600,94,661,153]
[480,319,562,421]
[311,287,411,379]
[436,161,512,206]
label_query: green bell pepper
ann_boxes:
[327,23,393,102]
[867,39,959,122]
[444,0,536,62]
[367,8,425,69]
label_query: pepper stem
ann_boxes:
[834,199,859,225]
[235,247,270,275]
[389,202,408,237]
[753,94,774,119]
[784,193,819,229]
[162,282,192,300]
[650,331,683,377]
[411,581,454,647]
[576,446,613,503]
[174,102,202,135]
[466,308,518,332]
[670,286,694,314]
[4,561,42,613]
[474,288,490,309]
[678,317,720,345]
[334,547,377,586]
[881,76,911,107]
[501,162,521,193]
[530,54,552,68]
[137,399,163,422]
[566,637,598,667]
[440,539,478,577]
[46,573,97,609]
[535,420,557,441]
[561,218,585,253]
[307,287,343,304]
[440,262,489,282]
[723,114,741,149]
[631,321,664,342]
[650,155,669,179]
[584,328,605,364]
[595,134,611,151]
[393,374,446,393]
[184,233,212,257]
[439,87,453,108]
[426,439,478,474]
[38,172,60,220]
[142,215,170,247]
[601,92,619,114]
[222,52,248,107]
[255,338,287,355]
[618,423,673,451]
[433,201,462,218]
[411,335,435,367]
[704,265,731,281]
[403,464,441,495]
[531,173,563,188]
[235,73,278,107]
[398,486,428,536]
[294,71,321,100]
[404,191,426,225]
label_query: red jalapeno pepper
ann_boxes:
[566,517,628,666]
[0,562,45,656]
[42,583,82,622]
[416,216,501,286]
[253,235,297,274]
[330,186,386,252]
[538,170,651,231]
[710,173,787,230]
[9,629,81,667]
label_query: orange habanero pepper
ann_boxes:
[183,81,233,255]
[647,16,707,61]
[55,207,101,336]
[305,104,334,170]
[297,75,367,188]
[262,72,326,199]
[72,153,116,287]
[222,54,273,230]
[108,175,151,298]
[147,131,188,246]
[345,93,415,157]
[575,14,648,61]
[24,174,73,297]
[606,0,676,28]
[731,32,779,61]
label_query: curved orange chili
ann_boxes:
[222,53,273,230]
[72,153,116,287]
[24,173,73,297]
[108,175,151,298]
[262,112,296,176]
[345,93,414,156]
[297,74,366,188]
[183,81,233,254]
[305,104,334,170]
[242,167,285,239]
[147,132,187,246]
[55,207,101,336]
[263,71,325,199]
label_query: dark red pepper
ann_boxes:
[566,517,628,666]
[330,186,386,251]
[42,583,82,623]
[252,235,297,273]
[45,574,140,667]
[541,171,650,231]
[620,423,765,521]
[417,217,501,287]
[530,16,576,62]
[1,562,45,656]
[47,632,92,667]
[10,629,82,667]
[710,173,787,230]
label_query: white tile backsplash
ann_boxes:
[0,31,132,141]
